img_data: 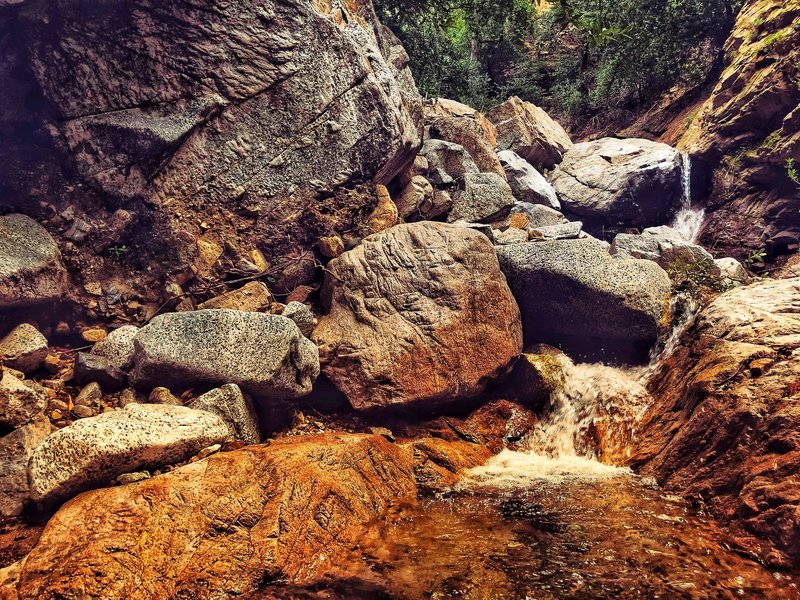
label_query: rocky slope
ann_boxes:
[679,0,800,264]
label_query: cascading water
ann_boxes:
[670,152,705,242]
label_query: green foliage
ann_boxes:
[375,0,744,119]
[106,245,130,262]
[665,257,732,295]
[787,158,799,186]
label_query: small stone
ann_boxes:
[49,410,63,420]
[197,281,272,312]
[0,324,49,373]
[196,238,224,273]
[75,382,102,407]
[196,444,222,460]
[148,387,183,406]
[529,221,583,241]
[73,353,128,391]
[286,285,315,304]
[117,388,141,408]
[42,354,63,375]
[71,405,95,419]
[368,427,395,442]
[493,228,529,245]
[749,358,774,377]
[319,236,345,259]
[49,399,69,412]
[56,321,72,335]
[282,302,317,337]
[81,328,108,343]
[115,471,150,485]
[64,218,93,243]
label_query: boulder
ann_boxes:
[313,222,522,410]
[0,324,48,374]
[447,172,516,223]
[425,98,505,177]
[28,403,230,504]
[282,301,317,338]
[486,97,572,169]
[394,175,434,220]
[9,0,422,264]
[530,221,583,241]
[550,138,684,229]
[498,150,560,209]
[131,310,319,398]
[0,417,50,517]
[0,368,47,429]
[611,228,714,268]
[507,203,567,229]
[493,228,529,245]
[713,257,751,287]
[0,214,68,309]
[496,239,671,362]
[90,324,139,371]
[634,277,800,568]
[12,434,417,597]
[189,384,261,446]
[197,281,273,312]
[73,352,128,391]
[420,139,479,185]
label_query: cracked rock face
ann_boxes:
[496,239,671,363]
[313,222,523,411]
[10,0,421,262]
[28,403,230,505]
[0,215,68,310]
[0,417,50,517]
[12,434,417,598]
[550,138,684,229]
[131,309,319,399]
[634,277,800,568]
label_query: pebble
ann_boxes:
[195,444,222,460]
[75,382,102,407]
[71,405,95,419]
[81,328,108,343]
[115,471,151,485]
[148,387,183,406]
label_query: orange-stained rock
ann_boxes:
[6,434,417,599]
[313,222,523,411]
[406,437,493,494]
[633,277,800,568]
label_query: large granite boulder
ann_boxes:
[611,227,715,267]
[313,222,523,411]
[420,139,479,185]
[131,310,319,399]
[5,0,422,281]
[487,96,572,169]
[28,404,230,505]
[424,98,505,177]
[0,324,48,374]
[498,150,560,209]
[496,239,671,362]
[634,277,800,568]
[0,214,67,309]
[550,138,684,229]
[90,325,139,371]
[10,434,417,598]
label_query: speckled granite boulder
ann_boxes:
[0,417,50,517]
[496,239,671,362]
[0,214,68,309]
[0,323,48,374]
[90,325,139,370]
[0,368,47,429]
[28,404,230,504]
[282,302,318,338]
[189,384,261,445]
[498,150,560,209]
[448,172,516,223]
[131,310,319,398]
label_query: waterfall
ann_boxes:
[670,152,705,242]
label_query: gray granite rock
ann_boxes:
[713,257,751,287]
[28,404,230,504]
[448,172,516,223]
[0,368,47,429]
[496,239,671,361]
[530,221,583,240]
[73,352,128,391]
[0,417,50,517]
[420,139,479,185]
[0,214,68,309]
[282,302,317,338]
[131,310,319,399]
[189,384,261,446]
[611,228,714,268]
[90,325,139,370]
[498,150,560,209]
[493,228,529,245]
[0,324,48,374]
[508,203,567,228]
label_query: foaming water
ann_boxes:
[670,152,705,242]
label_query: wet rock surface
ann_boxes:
[635,277,800,568]
[314,222,522,411]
